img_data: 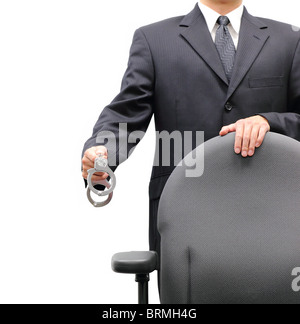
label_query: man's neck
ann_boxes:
[200,0,243,15]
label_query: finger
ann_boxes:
[82,156,94,170]
[84,148,98,163]
[241,121,253,158]
[95,146,108,158]
[220,123,236,136]
[256,124,270,148]
[248,124,260,157]
[82,171,109,181]
[234,121,244,154]
[91,173,109,182]
[94,172,109,178]
[82,171,88,179]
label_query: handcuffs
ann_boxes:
[87,154,116,207]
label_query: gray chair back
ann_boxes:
[158,132,300,304]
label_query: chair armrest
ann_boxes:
[111,251,159,274]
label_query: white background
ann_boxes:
[0,0,299,304]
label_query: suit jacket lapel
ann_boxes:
[179,4,229,85]
[227,8,270,100]
[179,5,270,95]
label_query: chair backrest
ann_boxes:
[157,132,300,304]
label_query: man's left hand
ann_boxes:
[220,116,270,158]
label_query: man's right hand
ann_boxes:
[82,146,109,183]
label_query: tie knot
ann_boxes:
[217,16,230,26]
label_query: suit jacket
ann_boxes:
[83,4,300,252]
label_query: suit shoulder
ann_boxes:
[137,15,184,34]
[255,16,300,37]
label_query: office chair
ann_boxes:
[112,132,300,304]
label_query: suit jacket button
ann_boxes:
[225,102,233,111]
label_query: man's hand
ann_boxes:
[82,146,109,182]
[220,116,270,158]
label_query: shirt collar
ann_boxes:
[198,1,244,35]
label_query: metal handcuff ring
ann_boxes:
[87,154,116,207]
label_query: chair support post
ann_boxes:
[135,274,149,304]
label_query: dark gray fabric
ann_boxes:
[82,4,300,252]
[215,16,236,81]
[158,132,300,304]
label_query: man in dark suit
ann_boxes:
[82,0,300,254]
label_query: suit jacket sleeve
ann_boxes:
[82,28,155,169]
[259,36,300,141]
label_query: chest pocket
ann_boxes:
[248,76,283,88]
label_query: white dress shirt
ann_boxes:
[198,1,244,49]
